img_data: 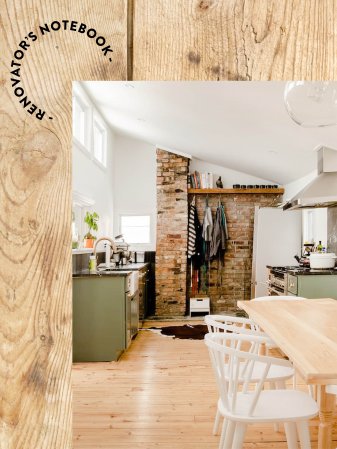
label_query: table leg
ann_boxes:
[318,385,335,449]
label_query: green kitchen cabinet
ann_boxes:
[73,275,128,362]
[287,274,337,299]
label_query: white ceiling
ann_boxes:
[82,81,337,184]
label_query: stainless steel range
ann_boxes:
[268,266,321,296]
[268,267,289,296]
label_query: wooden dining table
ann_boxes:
[237,298,337,449]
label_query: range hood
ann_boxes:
[283,147,337,210]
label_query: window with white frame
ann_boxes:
[120,215,151,244]
[93,114,107,167]
[73,94,89,148]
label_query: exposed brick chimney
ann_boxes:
[155,149,190,316]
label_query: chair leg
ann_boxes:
[231,423,247,449]
[296,421,311,449]
[222,420,235,449]
[219,418,227,449]
[284,422,298,449]
[213,408,221,435]
[272,380,286,433]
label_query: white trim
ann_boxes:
[92,156,107,172]
[73,191,95,208]
[73,136,91,157]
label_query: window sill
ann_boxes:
[92,156,107,171]
[73,137,91,157]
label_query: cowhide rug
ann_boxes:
[143,324,208,340]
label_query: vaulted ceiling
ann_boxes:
[82,81,337,184]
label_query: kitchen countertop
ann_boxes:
[73,263,149,278]
[287,268,337,276]
[111,262,149,271]
[73,269,131,278]
[267,265,337,275]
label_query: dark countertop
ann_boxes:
[73,269,131,278]
[110,262,149,271]
[73,263,149,278]
[287,268,337,276]
[267,265,337,275]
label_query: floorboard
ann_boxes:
[73,320,337,448]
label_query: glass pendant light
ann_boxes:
[284,81,337,127]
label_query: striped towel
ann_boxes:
[188,203,196,258]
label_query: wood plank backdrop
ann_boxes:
[133,0,337,80]
[0,1,127,448]
[0,0,336,448]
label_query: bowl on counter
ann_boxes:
[309,253,337,269]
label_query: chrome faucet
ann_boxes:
[94,237,117,266]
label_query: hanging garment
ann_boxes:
[187,199,197,258]
[210,204,228,259]
[202,200,213,262]
[202,203,213,242]
[188,197,204,294]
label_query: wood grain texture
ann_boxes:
[0,1,127,448]
[133,0,337,80]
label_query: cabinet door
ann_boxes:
[138,268,148,320]
[73,277,126,362]
[298,276,337,299]
[287,275,298,295]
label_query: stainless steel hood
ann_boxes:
[283,147,337,210]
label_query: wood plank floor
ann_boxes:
[73,321,337,448]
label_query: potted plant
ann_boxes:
[83,211,99,248]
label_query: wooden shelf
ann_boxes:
[188,188,285,194]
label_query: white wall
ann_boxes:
[73,83,115,242]
[113,134,157,250]
[73,137,114,238]
[112,147,278,251]
[190,158,275,187]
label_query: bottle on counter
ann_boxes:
[89,255,97,273]
[317,241,323,253]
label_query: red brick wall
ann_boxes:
[189,193,282,314]
[155,149,190,316]
[155,148,282,316]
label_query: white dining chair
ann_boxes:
[205,315,295,437]
[205,332,319,449]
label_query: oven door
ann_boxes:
[268,286,285,296]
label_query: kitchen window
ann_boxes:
[120,215,151,244]
[73,94,89,149]
[93,114,107,167]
